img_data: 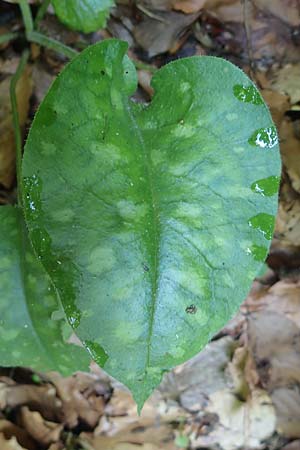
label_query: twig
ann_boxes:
[10,49,30,207]
[19,0,34,34]
[136,4,168,23]
[34,0,51,28]
[0,32,19,45]
[242,0,256,80]
[18,0,77,59]
[27,31,78,59]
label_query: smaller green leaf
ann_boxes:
[0,205,90,375]
[51,0,114,33]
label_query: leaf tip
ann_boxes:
[128,367,165,414]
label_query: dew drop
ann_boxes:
[248,126,278,149]
[246,244,268,262]
[69,313,80,328]
[248,213,275,240]
[233,84,263,105]
[84,339,109,366]
[251,175,280,196]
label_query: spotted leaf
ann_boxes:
[22,39,281,410]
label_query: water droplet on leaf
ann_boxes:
[233,84,263,105]
[251,176,280,196]
[248,126,278,149]
[248,213,275,240]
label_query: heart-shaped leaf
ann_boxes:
[51,0,114,33]
[22,39,281,409]
[0,205,90,374]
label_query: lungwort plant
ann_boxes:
[0,37,280,411]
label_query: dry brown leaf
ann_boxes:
[205,0,243,22]
[192,388,275,450]
[0,420,36,450]
[136,0,173,11]
[0,434,26,450]
[82,433,175,450]
[261,89,290,128]
[46,372,108,429]
[246,279,300,328]
[254,0,300,26]
[271,64,300,105]
[0,382,62,422]
[249,310,300,388]
[273,171,300,262]
[19,407,63,447]
[137,70,154,98]
[202,0,300,65]
[280,119,300,193]
[48,444,64,450]
[133,11,199,57]
[0,64,32,188]
[272,387,300,438]
[282,440,300,450]
[248,310,300,437]
[171,0,206,14]
[31,63,56,105]
[162,336,238,412]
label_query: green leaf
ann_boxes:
[22,39,281,410]
[0,205,90,375]
[51,0,113,33]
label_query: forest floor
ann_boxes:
[1,0,300,449]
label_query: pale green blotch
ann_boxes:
[27,274,38,288]
[117,200,148,222]
[112,284,133,301]
[110,87,123,111]
[41,142,57,156]
[47,319,58,330]
[180,82,190,93]
[170,345,185,358]
[175,202,203,220]
[51,309,65,321]
[171,124,195,138]
[169,161,194,177]
[226,113,238,121]
[114,321,144,343]
[233,146,245,154]
[220,271,234,289]
[25,252,35,264]
[151,149,165,166]
[51,208,75,223]
[44,294,56,307]
[0,256,11,270]
[53,100,68,115]
[2,328,20,341]
[90,142,121,161]
[87,246,115,275]
[167,268,208,298]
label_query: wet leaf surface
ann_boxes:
[22,39,280,408]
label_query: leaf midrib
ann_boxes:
[126,101,160,371]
